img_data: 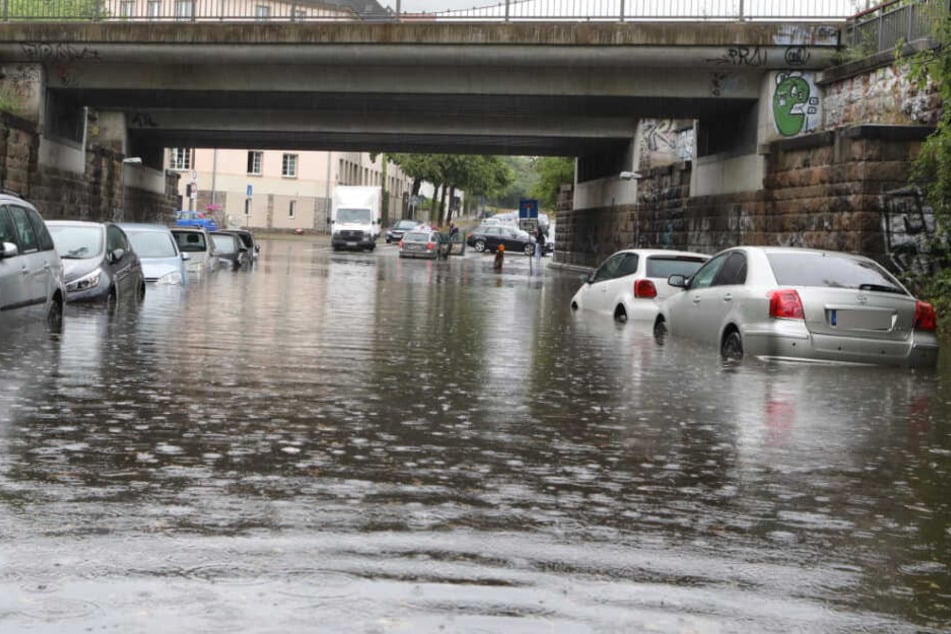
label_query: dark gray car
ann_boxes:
[47,220,146,306]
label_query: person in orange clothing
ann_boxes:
[493,243,505,271]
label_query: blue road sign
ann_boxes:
[518,199,538,219]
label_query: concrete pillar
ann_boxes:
[0,63,44,125]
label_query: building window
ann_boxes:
[289,200,296,219]
[282,154,298,178]
[247,151,263,176]
[175,0,193,20]
[120,1,136,17]
[255,5,271,20]
[169,148,192,170]
[293,8,306,20]
[147,1,161,18]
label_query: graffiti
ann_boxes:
[21,42,100,63]
[772,71,820,136]
[6,64,40,99]
[881,187,940,277]
[711,72,728,97]
[131,112,158,128]
[642,120,677,152]
[772,24,838,47]
[706,46,767,67]
[784,46,810,66]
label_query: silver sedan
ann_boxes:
[653,246,939,368]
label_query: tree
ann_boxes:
[905,6,951,331]
[529,157,574,211]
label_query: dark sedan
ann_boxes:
[47,220,146,306]
[210,231,250,270]
[466,225,535,255]
[386,219,421,243]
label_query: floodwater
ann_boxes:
[1,238,950,633]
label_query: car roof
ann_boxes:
[608,248,709,258]
[118,222,173,232]
[46,220,108,228]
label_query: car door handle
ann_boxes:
[722,293,733,302]
[691,295,701,304]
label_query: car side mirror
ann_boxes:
[110,248,125,264]
[181,252,191,261]
[1,241,18,259]
[668,274,687,288]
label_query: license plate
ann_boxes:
[346,241,357,247]
[829,309,894,330]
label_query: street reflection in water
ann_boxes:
[1,238,950,633]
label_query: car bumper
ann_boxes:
[399,250,437,259]
[743,321,940,369]
[332,238,376,249]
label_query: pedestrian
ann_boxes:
[535,226,546,257]
[493,244,505,271]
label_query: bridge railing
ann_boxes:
[844,0,947,54]
[0,0,861,23]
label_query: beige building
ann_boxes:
[167,148,414,233]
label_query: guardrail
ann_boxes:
[0,0,861,23]
[844,0,947,53]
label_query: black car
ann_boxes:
[465,224,535,255]
[386,219,421,243]
[209,231,250,269]
[227,229,260,260]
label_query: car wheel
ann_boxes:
[613,305,627,323]
[46,294,64,332]
[523,243,534,256]
[721,329,744,362]
[106,285,118,312]
[135,278,146,302]
[653,318,668,345]
[474,239,486,253]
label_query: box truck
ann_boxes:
[330,186,382,251]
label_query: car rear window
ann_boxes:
[404,232,431,243]
[766,252,907,293]
[645,256,708,279]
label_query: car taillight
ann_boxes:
[768,289,804,319]
[398,240,403,248]
[427,242,434,250]
[634,279,657,299]
[914,300,937,331]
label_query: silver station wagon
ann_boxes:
[653,246,939,368]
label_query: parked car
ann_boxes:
[226,229,260,260]
[210,231,251,269]
[174,210,218,232]
[118,223,189,285]
[398,228,446,260]
[171,226,219,275]
[47,220,146,306]
[386,219,421,243]
[653,246,939,368]
[571,249,709,322]
[0,194,65,329]
[466,224,536,255]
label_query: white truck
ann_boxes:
[330,186,382,251]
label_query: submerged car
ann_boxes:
[571,249,709,322]
[210,231,250,269]
[171,226,218,275]
[118,223,189,285]
[398,229,446,260]
[386,219,421,243]
[466,224,535,255]
[0,194,65,329]
[653,246,939,368]
[47,220,145,305]
[225,229,260,260]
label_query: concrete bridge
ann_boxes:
[0,19,841,210]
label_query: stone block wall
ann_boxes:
[0,111,177,221]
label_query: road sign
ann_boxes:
[518,199,538,219]
[246,184,253,197]
[519,218,538,233]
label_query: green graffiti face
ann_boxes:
[773,75,811,136]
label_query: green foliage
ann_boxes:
[529,157,574,211]
[5,0,106,19]
[904,8,951,336]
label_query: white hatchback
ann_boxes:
[0,194,65,330]
[570,249,709,323]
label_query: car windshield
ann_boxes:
[48,225,103,259]
[173,231,207,252]
[404,232,431,243]
[234,232,253,249]
[127,231,178,258]
[767,252,907,293]
[395,220,417,230]
[645,255,708,279]
[337,208,372,224]
[212,234,238,254]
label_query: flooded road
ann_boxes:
[1,237,950,633]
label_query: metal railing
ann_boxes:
[844,0,948,53]
[1,0,862,23]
